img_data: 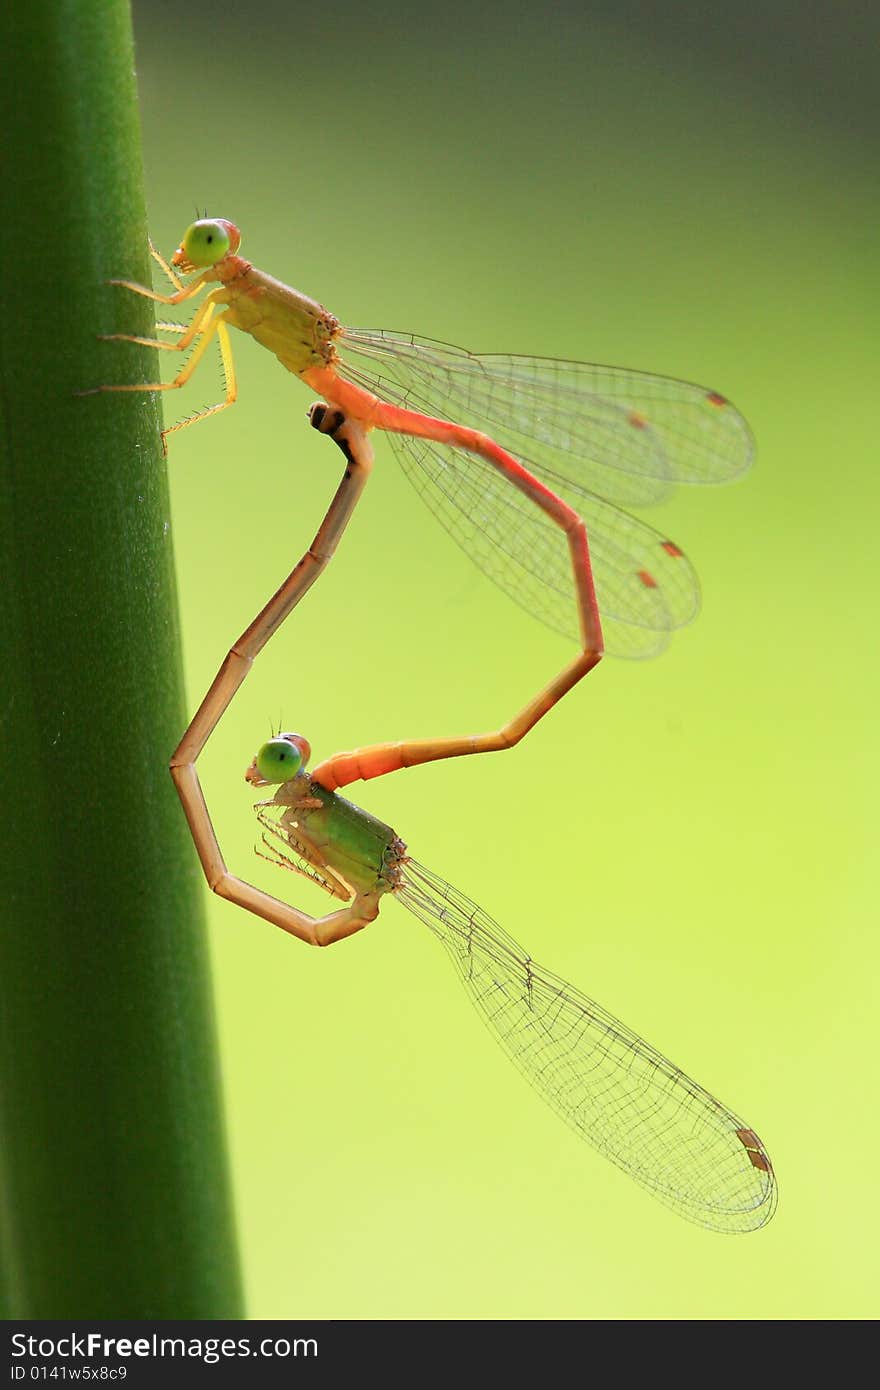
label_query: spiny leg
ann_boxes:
[91,251,214,430]
[255,808,352,901]
[87,319,196,364]
[82,302,237,448]
[106,265,209,306]
[96,332,185,352]
[86,300,223,398]
[99,295,218,355]
[257,832,358,905]
[170,408,377,946]
[163,319,238,445]
[149,239,187,294]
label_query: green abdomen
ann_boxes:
[301,783,402,898]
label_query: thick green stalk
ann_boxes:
[0,0,243,1317]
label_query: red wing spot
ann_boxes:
[628,411,648,429]
[706,391,728,408]
[637,569,658,589]
[661,540,683,558]
[736,1127,772,1173]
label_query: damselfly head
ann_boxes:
[245,732,311,787]
[172,217,241,273]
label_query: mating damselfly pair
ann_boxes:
[87,218,774,1231]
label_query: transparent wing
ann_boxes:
[339,329,753,501]
[398,859,776,1233]
[385,431,693,656]
[336,329,753,657]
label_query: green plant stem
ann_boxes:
[0,0,243,1317]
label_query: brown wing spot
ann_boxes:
[706,391,728,408]
[628,410,648,429]
[637,569,658,589]
[661,540,684,558]
[736,1127,772,1173]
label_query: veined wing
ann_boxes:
[385,430,694,656]
[398,859,776,1234]
[336,330,752,657]
[338,328,754,507]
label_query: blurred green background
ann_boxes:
[130,0,876,1318]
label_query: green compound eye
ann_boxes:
[180,218,235,267]
[255,738,304,784]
